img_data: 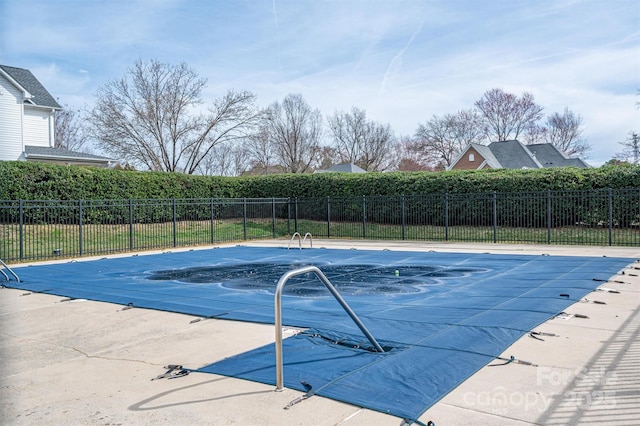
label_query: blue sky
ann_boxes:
[1,0,638,165]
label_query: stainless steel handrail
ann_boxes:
[287,232,313,249]
[274,265,383,391]
[302,232,313,248]
[287,232,302,249]
[0,258,20,282]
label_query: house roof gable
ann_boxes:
[451,140,589,170]
[472,143,501,168]
[0,65,62,109]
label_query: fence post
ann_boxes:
[172,198,177,247]
[243,198,247,241]
[210,198,215,244]
[362,195,366,239]
[78,199,83,256]
[444,193,449,242]
[608,188,613,246]
[493,191,497,243]
[287,198,291,235]
[401,195,406,241]
[326,196,331,238]
[294,198,298,234]
[19,199,24,261]
[272,198,276,238]
[129,199,134,251]
[547,190,552,244]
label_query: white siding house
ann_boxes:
[0,69,27,161]
[0,64,113,167]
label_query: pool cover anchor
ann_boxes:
[529,331,558,341]
[489,355,538,367]
[121,302,135,311]
[151,364,190,380]
[402,419,436,426]
[284,381,315,409]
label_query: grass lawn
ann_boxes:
[2,219,637,263]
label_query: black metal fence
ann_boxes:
[1,189,639,262]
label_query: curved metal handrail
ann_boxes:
[274,265,383,391]
[302,232,313,248]
[287,232,302,249]
[287,232,312,249]
[0,258,20,282]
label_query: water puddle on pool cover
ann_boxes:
[146,263,487,296]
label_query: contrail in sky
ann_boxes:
[272,0,283,78]
[380,21,424,94]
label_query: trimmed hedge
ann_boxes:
[0,161,639,201]
[0,162,238,200]
[236,166,640,198]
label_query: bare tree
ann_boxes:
[327,107,396,171]
[615,131,640,165]
[88,59,262,173]
[263,94,323,173]
[195,141,251,176]
[414,109,486,169]
[54,106,88,151]
[544,107,590,157]
[395,135,432,171]
[327,107,365,165]
[315,146,338,171]
[244,124,277,174]
[360,122,396,171]
[449,109,488,147]
[474,88,544,141]
[521,123,547,145]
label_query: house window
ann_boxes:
[469,153,475,162]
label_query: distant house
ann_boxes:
[0,64,113,167]
[315,163,367,173]
[448,140,589,170]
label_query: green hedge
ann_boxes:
[0,162,238,200]
[1,161,639,201]
[236,166,640,198]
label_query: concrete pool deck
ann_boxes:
[1,240,639,425]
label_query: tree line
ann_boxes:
[54,59,638,175]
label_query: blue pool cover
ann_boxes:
[8,246,632,422]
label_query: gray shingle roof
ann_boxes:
[527,143,589,168]
[25,146,113,162]
[488,140,542,169]
[480,140,588,169]
[0,64,62,109]
[328,163,366,173]
[315,163,367,173]
[456,140,589,170]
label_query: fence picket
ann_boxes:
[1,189,638,262]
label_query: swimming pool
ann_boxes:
[7,246,632,422]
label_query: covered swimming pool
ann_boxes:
[5,246,633,423]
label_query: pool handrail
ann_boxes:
[274,265,384,391]
[287,232,313,250]
[0,258,20,282]
[288,232,302,249]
